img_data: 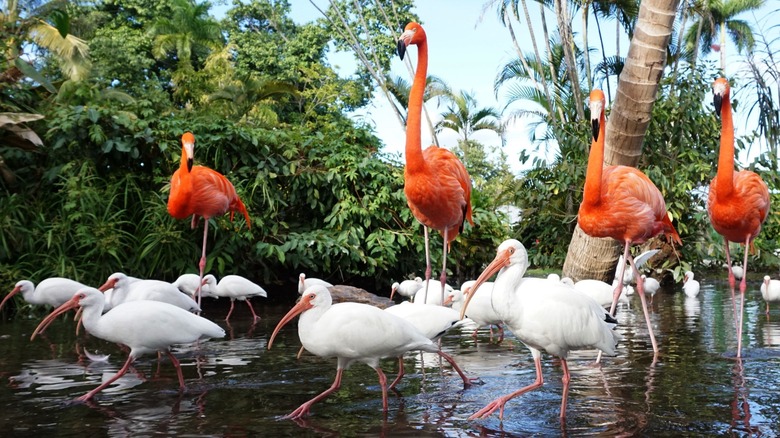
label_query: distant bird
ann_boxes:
[573,279,629,309]
[298,273,333,295]
[267,285,440,419]
[412,280,453,306]
[1,278,89,312]
[732,265,744,281]
[615,249,660,286]
[202,274,267,323]
[167,132,251,308]
[384,302,474,389]
[760,276,780,314]
[459,239,620,420]
[683,271,700,298]
[446,283,504,343]
[397,22,474,304]
[31,287,224,401]
[390,277,424,300]
[99,273,200,313]
[707,78,770,357]
[577,89,681,356]
[172,273,215,298]
[642,275,661,304]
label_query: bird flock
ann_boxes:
[1,21,774,424]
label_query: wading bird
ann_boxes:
[167,132,251,308]
[202,274,267,323]
[1,278,89,312]
[683,271,700,298]
[397,22,473,305]
[31,287,224,401]
[459,239,620,420]
[760,276,780,315]
[707,78,770,357]
[577,89,680,356]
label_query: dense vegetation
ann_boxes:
[1,0,778,309]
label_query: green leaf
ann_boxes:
[14,58,57,93]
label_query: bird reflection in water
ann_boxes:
[730,359,757,435]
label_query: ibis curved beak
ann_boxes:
[97,278,115,292]
[459,249,512,320]
[31,295,81,341]
[0,285,22,311]
[268,296,314,350]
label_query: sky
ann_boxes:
[230,1,778,173]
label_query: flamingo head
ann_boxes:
[31,288,102,341]
[589,90,605,142]
[268,285,330,350]
[712,78,729,118]
[181,132,195,172]
[390,282,399,300]
[397,22,426,60]
[0,280,32,311]
[459,239,527,320]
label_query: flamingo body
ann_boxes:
[31,287,224,400]
[1,278,89,311]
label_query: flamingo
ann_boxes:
[383,301,475,389]
[202,274,267,323]
[577,89,681,356]
[167,132,251,309]
[390,277,424,301]
[760,276,780,314]
[397,22,474,305]
[642,275,661,305]
[458,239,620,420]
[707,78,770,357]
[31,287,225,401]
[298,273,333,295]
[1,278,90,312]
[98,272,200,313]
[683,271,700,298]
[267,285,440,419]
[446,283,504,343]
[573,279,629,308]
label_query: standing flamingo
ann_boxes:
[202,274,267,323]
[267,285,440,419]
[707,78,770,357]
[31,287,224,401]
[577,89,681,356]
[458,239,620,420]
[167,132,251,308]
[397,22,474,305]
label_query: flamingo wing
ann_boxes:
[707,170,769,243]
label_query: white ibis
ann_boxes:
[99,273,200,313]
[459,239,620,420]
[298,273,333,295]
[641,275,661,304]
[615,249,660,286]
[172,273,215,297]
[760,276,780,314]
[31,287,224,401]
[446,283,504,343]
[412,280,453,305]
[731,265,744,281]
[683,271,700,298]
[390,277,423,300]
[574,279,629,309]
[1,278,90,311]
[202,274,267,322]
[268,285,440,419]
[384,301,475,389]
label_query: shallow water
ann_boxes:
[1,280,780,436]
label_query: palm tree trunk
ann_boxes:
[563,0,681,281]
[554,0,585,121]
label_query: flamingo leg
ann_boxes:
[560,358,571,419]
[736,236,751,358]
[469,351,544,420]
[77,354,136,401]
[166,350,186,389]
[497,325,504,343]
[389,357,405,390]
[225,299,235,322]
[597,241,631,365]
[284,368,344,420]
[195,218,210,310]
[725,242,739,336]
[439,228,449,305]
[245,298,261,323]
[437,350,475,389]
[422,226,432,304]
[628,252,659,356]
[375,367,389,411]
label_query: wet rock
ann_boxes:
[327,285,394,309]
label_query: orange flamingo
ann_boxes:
[167,132,250,307]
[707,78,770,358]
[577,90,681,356]
[397,22,474,303]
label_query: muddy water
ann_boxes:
[1,280,779,436]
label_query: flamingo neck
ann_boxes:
[405,38,428,174]
[583,109,606,206]
[716,94,735,198]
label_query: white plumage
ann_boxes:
[760,276,780,314]
[390,277,424,300]
[298,273,333,295]
[203,274,267,322]
[573,279,629,308]
[99,272,200,313]
[447,282,504,342]
[683,271,700,297]
[641,274,661,304]
[412,280,453,305]
[2,277,90,311]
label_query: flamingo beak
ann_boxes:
[591,118,600,142]
[397,39,407,60]
[31,295,81,341]
[0,285,22,311]
[713,93,723,118]
[459,250,511,320]
[268,295,314,350]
